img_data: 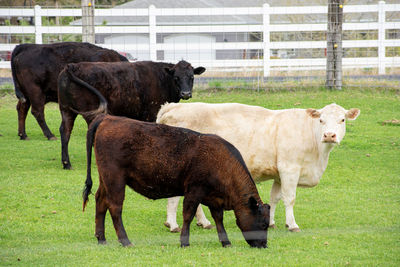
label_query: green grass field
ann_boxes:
[0,88,399,266]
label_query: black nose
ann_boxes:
[180,92,192,100]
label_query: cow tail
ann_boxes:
[65,65,108,118]
[11,45,26,103]
[83,115,105,212]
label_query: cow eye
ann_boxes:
[341,118,345,123]
[174,76,179,82]
[319,119,324,124]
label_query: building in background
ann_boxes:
[72,0,266,62]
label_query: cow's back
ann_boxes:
[94,116,236,199]
[13,42,126,72]
[95,117,189,199]
[157,102,281,180]
[158,102,326,185]
[12,42,127,100]
[64,61,176,121]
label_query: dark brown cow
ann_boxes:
[10,42,127,140]
[83,114,270,248]
[58,60,205,169]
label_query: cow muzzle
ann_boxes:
[180,91,192,100]
[322,132,337,143]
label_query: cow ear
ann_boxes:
[346,108,360,120]
[248,196,258,213]
[306,108,321,118]
[194,67,206,75]
[164,67,175,76]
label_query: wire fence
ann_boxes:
[0,1,399,90]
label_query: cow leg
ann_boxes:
[180,196,199,247]
[165,196,181,232]
[95,182,108,245]
[209,207,231,247]
[269,181,282,228]
[107,183,132,247]
[59,111,77,169]
[195,205,213,229]
[30,97,56,140]
[16,99,31,140]
[280,170,301,232]
[165,197,212,232]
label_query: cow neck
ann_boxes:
[313,121,336,172]
[230,168,262,212]
[232,182,263,231]
[161,70,181,103]
[168,84,181,103]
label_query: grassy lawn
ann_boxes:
[0,87,399,266]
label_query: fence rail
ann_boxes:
[0,2,399,76]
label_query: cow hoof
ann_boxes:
[180,243,190,248]
[98,240,107,245]
[222,242,232,248]
[164,222,181,232]
[48,136,57,141]
[171,227,181,233]
[63,162,72,170]
[289,228,301,232]
[120,239,133,247]
[196,222,214,229]
[203,224,214,230]
[19,136,29,140]
[269,224,277,229]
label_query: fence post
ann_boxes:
[326,0,343,90]
[378,1,386,75]
[82,0,95,44]
[263,3,270,77]
[34,5,42,44]
[149,5,157,61]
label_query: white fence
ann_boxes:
[0,2,399,77]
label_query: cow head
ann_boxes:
[165,60,206,100]
[307,103,360,144]
[236,197,270,248]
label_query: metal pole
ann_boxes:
[82,0,95,43]
[326,0,343,90]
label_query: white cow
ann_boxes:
[156,102,360,232]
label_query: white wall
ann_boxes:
[104,34,150,61]
[163,34,216,62]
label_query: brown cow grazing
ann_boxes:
[83,114,270,248]
[58,60,205,169]
[10,42,127,140]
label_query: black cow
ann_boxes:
[58,60,205,169]
[83,114,270,248]
[11,42,127,140]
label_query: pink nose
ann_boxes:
[323,132,337,143]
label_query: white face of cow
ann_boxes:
[307,103,360,145]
